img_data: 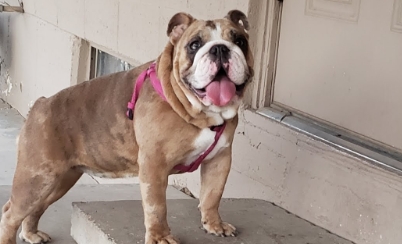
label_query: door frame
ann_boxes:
[247,0,402,175]
[247,0,283,109]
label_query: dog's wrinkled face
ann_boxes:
[168,10,254,120]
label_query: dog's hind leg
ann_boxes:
[0,200,15,244]
[18,169,82,244]
[0,175,52,244]
[0,164,76,244]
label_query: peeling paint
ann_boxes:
[1,72,12,96]
[28,100,34,110]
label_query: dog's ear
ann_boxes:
[225,10,249,31]
[167,12,195,45]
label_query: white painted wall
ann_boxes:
[0,13,81,116]
[25,0,249,67]
[0,0,248,116]
[171,108,402,244]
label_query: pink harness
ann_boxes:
[126,62,226,173]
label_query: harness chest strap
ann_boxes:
[126,63,164,119]
[126,62,226,173]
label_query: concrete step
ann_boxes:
[0,184,190,244]
[71,199,354,244]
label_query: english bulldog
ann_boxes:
[0,9,254,244]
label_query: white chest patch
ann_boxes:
[183,128,230,166]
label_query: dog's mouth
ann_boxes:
[191,68,246,107]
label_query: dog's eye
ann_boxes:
[235,37,247,47]
[189,40,201,50]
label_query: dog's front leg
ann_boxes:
[199,147,237,237]
[139,154,179,244]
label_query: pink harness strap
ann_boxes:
[126,62,165,119]
[126,62,226,173]
[173,123,226,173]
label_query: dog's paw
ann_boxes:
[202,221,238,237]
[145,234,180,244]
[19,230,51,244]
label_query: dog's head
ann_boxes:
[165,10,254,121]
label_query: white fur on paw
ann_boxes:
[145,234,180,244]
[19,230,51,244]
[202,221,237,237]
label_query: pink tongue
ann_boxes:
[205,76,236,106]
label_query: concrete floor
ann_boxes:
[0,100,24,186]
[72,199,354,244]
[0,185,190,244]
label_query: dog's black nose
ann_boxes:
[209,44,230,63]
[209,44,230,56]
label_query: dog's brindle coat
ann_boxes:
[0,10,253,244]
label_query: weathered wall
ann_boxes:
[171,109,402,244]
[22,0,248,67]
[0,13,81,116]
[0,0,249,116]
